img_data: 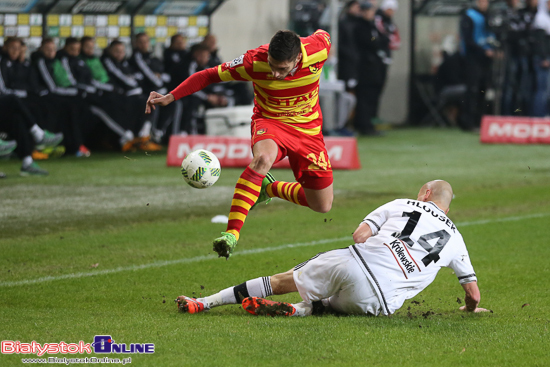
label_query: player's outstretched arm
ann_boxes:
[145,91,175,114]
[460,281,489,313]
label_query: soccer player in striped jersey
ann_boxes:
[146,30,334,258]
[175,180,489,317]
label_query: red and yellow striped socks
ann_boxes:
[226,167,265,241]
[266,181,309,207]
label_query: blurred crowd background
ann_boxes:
[1,0,547,176]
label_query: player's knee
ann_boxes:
[250,153,274,173]
[310,200,332,213]
[270,270,296,295]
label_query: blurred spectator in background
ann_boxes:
[164,34,188,91]
[159,34,189,139]
[459,0,495,131]
[180,43,228,134]
[202,34,222,67]
[371,0,400,127]
[130,33,169,95]
[354,1,388,136]
[338,0,361,92]
[0,37,64,159]
[80,36,137,150]
[102,39,161,151]
[0,95,51,175]
[30,38,89,155]
[18,40,28,63]
[499,0,538,116]
[501,0,526,115]
[532,0,550,116]
[57,37,138,151]
[130,33,173,143]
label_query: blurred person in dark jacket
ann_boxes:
[202,34,222,68]
[501,0,531,116]
[164,34,189,91]
[102,39,161,151]
[180,43,228,134]
[0,37,63,155]
[30,37,93,156]
[0,95,50,176]
[354,2,389,136]
[370,0,400,126]
[130,33,175,143]
[532,0,550,116]
[459,0,495,131]
[56,37,143,151]
[338,0,361,91]
[130,33,169,95]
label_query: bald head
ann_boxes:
[417,180,454,214]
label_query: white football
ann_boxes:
[180,149,221,189]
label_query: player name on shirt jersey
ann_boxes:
[217,29,331,136]
[349,199,477,315]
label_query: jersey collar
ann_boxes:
[428,201,445,214]
[292,41,310,76]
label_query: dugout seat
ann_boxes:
[205,105,254,137]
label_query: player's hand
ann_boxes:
[145,91,175,114]
[459,305,490,313]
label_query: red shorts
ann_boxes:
[251,118,333,190]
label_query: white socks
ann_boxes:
[291,302,313,317]
[199,276,273,310]
[22,156,33,168]
[30,124,44,142]
[138,121,152,138]
[119,130,134,145]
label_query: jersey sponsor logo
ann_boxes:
[229,54,244,68]
[256,128,267,135]
[266,88,318,108]
[309,62,321,74]
[384,239,420,278]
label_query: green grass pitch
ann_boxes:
[1,128,549,366]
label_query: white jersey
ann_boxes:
[349,199,477,315]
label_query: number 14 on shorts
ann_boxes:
[307,151,331,170]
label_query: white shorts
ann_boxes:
[293,248,382,315]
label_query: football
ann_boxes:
[180,149,221,189]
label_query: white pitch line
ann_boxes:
[456,212,550,227]
[0,237,352,288]
[1,212,548,288]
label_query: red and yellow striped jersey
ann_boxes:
[217,29,331,136]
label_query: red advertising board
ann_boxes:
[166,135,361,170]
[480,116,550,144]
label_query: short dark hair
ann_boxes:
[64,37,79,47]
[81,36,94,45]
[41,37,54,47]
[268,30,301,62]
[109,39,124,48]
[4,37,21,46]
[190,43,210,55]
[135,32,148,40]
[170,33,184,45]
